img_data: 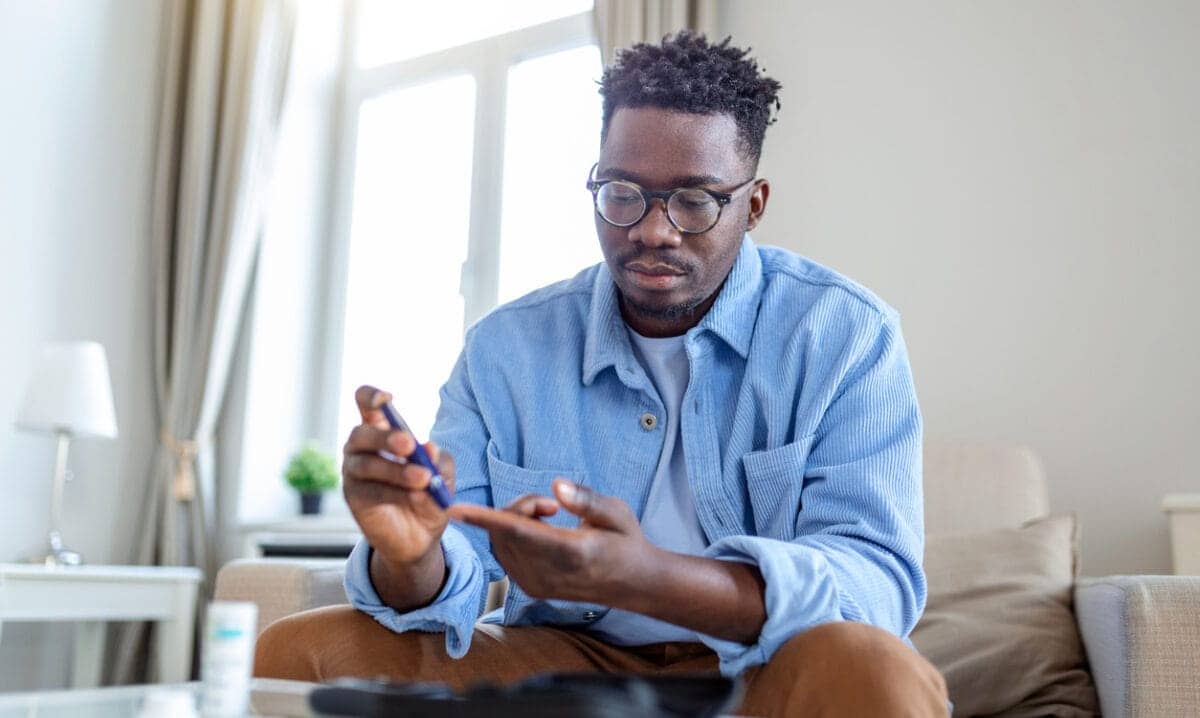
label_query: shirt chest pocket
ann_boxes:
[486,441,588,530]
[741,434,816,541]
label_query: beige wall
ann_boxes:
[723,1,1199,575]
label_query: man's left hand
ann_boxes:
[447,479,655,605]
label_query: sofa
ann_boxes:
[216,440,1200,716]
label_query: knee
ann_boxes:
[254,605,366,681]
[744,622,948,717]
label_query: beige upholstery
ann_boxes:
[215,558,347,635]
[1076,575,1200,716]
[215,440,1200,717]
[914,514,1098,714]
[922,438,1049,536]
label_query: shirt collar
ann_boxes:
[583,235,763,386]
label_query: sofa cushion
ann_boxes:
[911,514,1099,716]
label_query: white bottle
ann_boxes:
[200,601,258,716]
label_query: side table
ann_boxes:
[239,515,360,559]
[1163,494,1200,574]
[0,563,202,687]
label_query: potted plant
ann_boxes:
[284,443,340,515]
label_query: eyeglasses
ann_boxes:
[586,163,757,235]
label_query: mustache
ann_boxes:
[616,250,694,274]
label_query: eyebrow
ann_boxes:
[598,167,726,188]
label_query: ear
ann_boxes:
[744,179,770,232]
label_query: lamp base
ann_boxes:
[26,530,83,567]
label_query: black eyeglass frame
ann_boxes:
[585,163,758,234]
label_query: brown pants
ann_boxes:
[255,606,947,717]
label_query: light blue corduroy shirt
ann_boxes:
[344,235,926,676]
[588,328,708,645]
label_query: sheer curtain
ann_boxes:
[110,0,297,683]
[593,0,718,63]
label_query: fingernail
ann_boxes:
[555,479,576,503]
[389,433,406,452]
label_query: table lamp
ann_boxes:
[15,341,119,566]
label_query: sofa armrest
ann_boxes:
[215,558,348,634]
[1074,575,1200,717]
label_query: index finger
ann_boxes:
[354,385,391,429]
[447,503,522,532]
[449,504,572,542]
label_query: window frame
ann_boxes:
[314,3,598,447]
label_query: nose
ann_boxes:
[627,199,682,248]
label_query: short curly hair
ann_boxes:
[598,31,782,165]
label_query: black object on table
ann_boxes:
[308,672,743,717]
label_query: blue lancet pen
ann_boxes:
[379,401,454,509]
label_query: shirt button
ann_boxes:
[639,413,658,430]
[583,610,599,621]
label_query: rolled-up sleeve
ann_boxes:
[342,336,504,657]
[700,314,926,676]
[343,525,487,657]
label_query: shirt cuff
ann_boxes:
[342,524,487,658]
[699,535,844,676]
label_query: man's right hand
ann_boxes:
[343,385,457,568]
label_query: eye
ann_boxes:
[604,183,641,204]
[674,190,714,209]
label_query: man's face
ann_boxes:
[594,106,768,336]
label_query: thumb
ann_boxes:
[553,478,634,531]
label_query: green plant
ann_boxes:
[284,443,340,494]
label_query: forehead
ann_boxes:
[599,107,746,186]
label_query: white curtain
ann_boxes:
[593,0,719,65]
[110,0,297,683]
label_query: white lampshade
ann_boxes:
[15,341,119,439]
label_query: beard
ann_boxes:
[610,248,705,322]
[620,290,707,324]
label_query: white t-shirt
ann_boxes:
[587,328,710,645]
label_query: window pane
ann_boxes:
[358,0,594,67]
[497,44,603,304]
[337,76,475,447]
[238,0,344,522]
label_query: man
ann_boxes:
[257,32,948,715]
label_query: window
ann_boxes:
[325,2,602,508]
[498,44,603,304]
[356,0,593,67]
[239,2,603,522]
[335,75,477,450]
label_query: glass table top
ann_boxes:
[0,678,314,717]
